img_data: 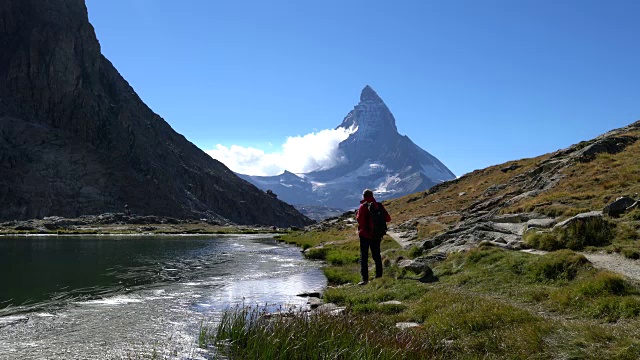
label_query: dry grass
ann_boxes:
[505,131,640,216]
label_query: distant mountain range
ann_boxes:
[0,0,312,227]
[239,86,456,212]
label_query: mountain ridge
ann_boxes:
[241,85,456,212]
[0,0,313,227]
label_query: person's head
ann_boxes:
[363,189,373,198]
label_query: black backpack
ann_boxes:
[367,202,387,238]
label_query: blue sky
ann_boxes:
[86,0,640,177]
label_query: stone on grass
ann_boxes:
[554,211,603,229]
[397,259,431,274]
[379,300,403,306]
[307,297,323,309]
[396,322,421,330]
[604,196,637,217]
[526,218,557,230]
[313,303,346,315]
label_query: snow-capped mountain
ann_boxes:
[240,85,456,212]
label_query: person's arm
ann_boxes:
[382,204,391,222]
[356,204,366,229]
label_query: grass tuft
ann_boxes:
[528,250,590,281]
[525,216,614,251]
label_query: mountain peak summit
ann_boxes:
[360,85,382,102]
[242,85,457,211]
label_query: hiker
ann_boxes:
[356,189,391,285]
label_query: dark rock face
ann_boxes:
[0,0,313,227]
[242,85,456,211]
[603,196,638,218]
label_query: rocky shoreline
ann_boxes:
[0,213,293,236]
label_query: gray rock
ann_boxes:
[307,297,323,309]
[494,237,507,244]
[396,322,421,330]
[491,213,543,224]
[526,218,557,230]
[297,291,322,298]
[313,303,345,315]
[397,259,431,274]
[555,211,603,229]
[572,136,637,163]
[14,225,35,231]
[604,196,637,217]
[501,164,521,173]
[379,300,403,306]
[398,258,437,282]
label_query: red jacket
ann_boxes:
[356,196,391,239]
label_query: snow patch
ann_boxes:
[311,182,327,191]
[375,175,402,194]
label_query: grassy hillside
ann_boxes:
[204,120,640,359]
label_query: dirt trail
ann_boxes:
[581,252,640,282]
[524,249,640,282]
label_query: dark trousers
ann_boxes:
[359,235,382,281]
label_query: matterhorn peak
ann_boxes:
[360,85,383,102]
[241,85,456,213]
[338,85,397,135]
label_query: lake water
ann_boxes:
[0,235,326,359]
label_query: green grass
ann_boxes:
[528,249,590,281]
[524,216,614,251]
[202,231,640,359]
[209,302,550,360]
[436,248,640,322]
[210,305,425,360]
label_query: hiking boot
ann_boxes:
[358,280,368,286]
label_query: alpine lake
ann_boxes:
[0,234,326,359]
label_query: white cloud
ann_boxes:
[206,127,356,176]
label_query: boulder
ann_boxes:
[526,218,557,230]
[307,297,323,309]
[554,211,604,229]
[603,196,637,217]
[297,291,322,298]
[43,223,60,230]
[398,259,437,282]
[14,225,35,231]
[397,259,431,274]
[501,164,521,173]
[573,136,637,163]
[312,303,345,315]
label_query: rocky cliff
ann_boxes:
[0,0,313,227]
